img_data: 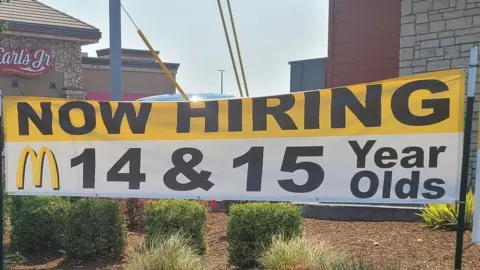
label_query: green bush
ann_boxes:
[10,196,70,252]
[145,199,207,255]
[64,199,127,259]
[417,189,475,230]
[224,200,252,215]
[2,172,12,233]
[226,202,302,269]
[125,232,210,270]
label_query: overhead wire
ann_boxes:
[217,0,244,97]
[121,2,249,100]
[225,0,249,97]
[120,3,190,101]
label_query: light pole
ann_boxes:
[218,69,226,94]
[109,0,122,101]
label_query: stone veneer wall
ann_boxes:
[400,0,480,186]
[63,88,86,99]
[0,35,85,99]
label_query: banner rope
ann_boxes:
[120,4,190,101]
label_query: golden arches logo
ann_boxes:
[16,146,60,190]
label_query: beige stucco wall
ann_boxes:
[82,66,177,95]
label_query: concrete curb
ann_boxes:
[299,203,423,222]
[210,201,424,222]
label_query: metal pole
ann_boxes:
[109,0,122,101]
[0,90,4,269]
[218,69,226,94]
[471,47,480,245]
[454,47,478,270]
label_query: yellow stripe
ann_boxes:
[3,70,465,142]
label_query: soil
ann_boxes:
[6,212,480,270]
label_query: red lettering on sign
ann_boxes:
[0,46,55,77]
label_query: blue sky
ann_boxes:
[41,0,329,97]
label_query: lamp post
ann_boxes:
[218,69,226,94]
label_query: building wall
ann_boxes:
[289,58,327,92]
[0,34,83,97]
[399,0,480,186]
[0,72,64,97]
[327,0,402,88]
[82,66,177,99]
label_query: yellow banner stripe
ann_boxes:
[3,70,465,142]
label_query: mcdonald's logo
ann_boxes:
[16,146,60,190]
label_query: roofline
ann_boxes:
[96,48,160,57]
[7,21,101,43]
[288,57,327,65]
[34,0,99,31]
[81,57,180,70]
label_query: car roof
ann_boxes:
[136,93,237,102]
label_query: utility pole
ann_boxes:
[218,69,226,94]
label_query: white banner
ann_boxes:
[5,134,462,203]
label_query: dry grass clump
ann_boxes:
[125,232,210,270]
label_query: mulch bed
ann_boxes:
[7,212,480,269]
[303,218,480,270]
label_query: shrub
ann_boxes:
[110,198,152,233]
[2,174,9,230]
[418,189,475,230]
[2,172,13,232]
[227,202,302,269]
[145,199,207,255]
[64,199,127,259]
[126,198,150,232]
[125,232,210,270]
[224,200,252,215]
[10,196,70,252]
[258,234,342,270]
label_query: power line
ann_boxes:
[225,0,249,97]
[217,0,244,98]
